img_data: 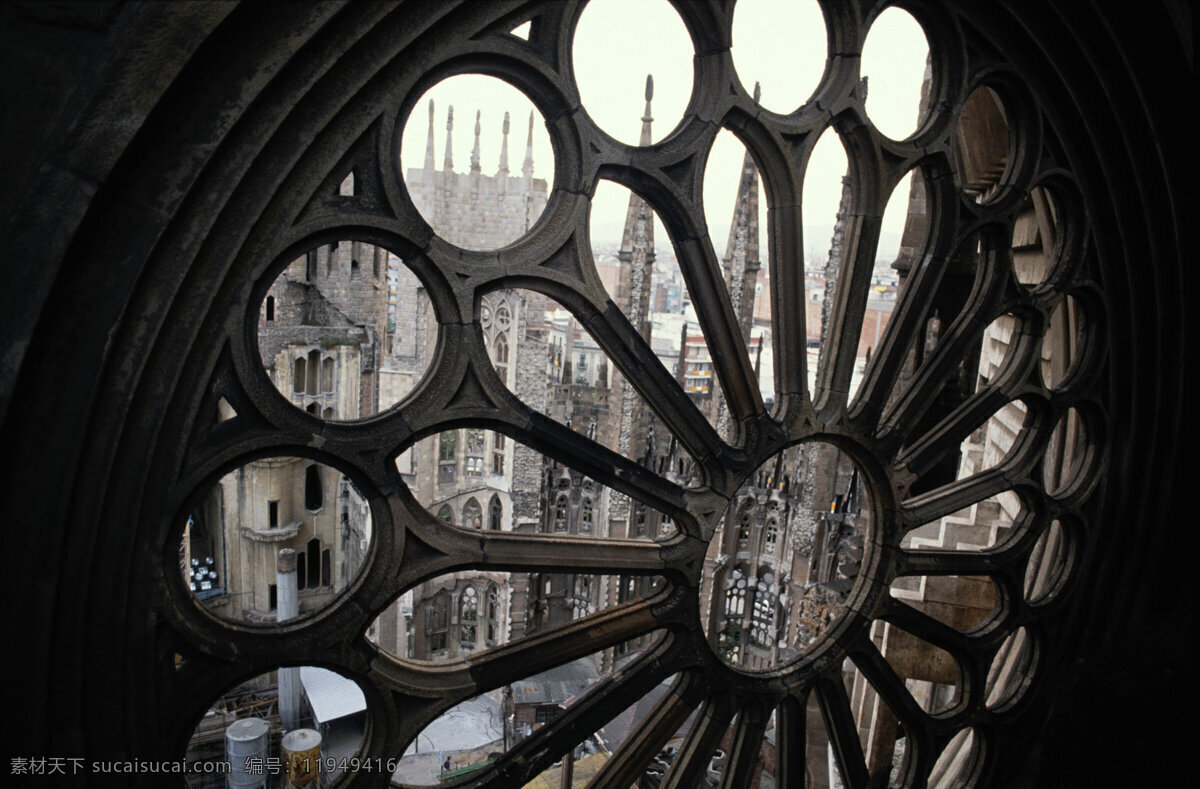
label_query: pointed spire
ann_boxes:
[612,75,658,479]
[522,110,535,196]
[443,105,454,172]
[497,111,511,179]
[820,173,855,348]
[639,74,654,146]
[618,75,656,276]
[424,99,436,172]
[470,110,482,174]
[618,75,656,269]
[752,80,761,104]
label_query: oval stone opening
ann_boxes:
[256,240,431,420]
[182,457,372,625]
[573,0,693,145]
[704,441,872,671]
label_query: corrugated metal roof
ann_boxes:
[299,666,366,724]
[510,658,599,706]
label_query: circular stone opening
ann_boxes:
[182,457,372,625]
[704,441,872,672]
[255,240,431,420]
[400,75,553,250]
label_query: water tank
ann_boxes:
[281,728,322,786]
[225,717,269,788]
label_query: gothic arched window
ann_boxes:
[427,592,449,653]
[764,519,778,554]
[292,357,305,394]
[720,568,749,664]
[493,333,509,383]
[465,429,485,478]
[305,349,319,395]
[304,464,322,512]
[750,573,776,649]
[580,497,593,534]
[494,302,511,331]
[492,432,506,475]
[462,498,482,530]
[488,495,502,531]
[321,357,334,393]
[485,584,500,645]
[552,495,568,533]
[305,538,321,590]
[437,431,456,485]
[459,586,478,647]
[736,513,751,552]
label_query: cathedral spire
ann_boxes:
[522,110,535,191]
[639,74,654,147]
[424,99,436,172]
[470,110,482,174]
[443,105,454,172]
[616,75,656,319]
[617,75,656,267]
[612,75,658,498]
[497,111,510,178]
[522,111,537,230]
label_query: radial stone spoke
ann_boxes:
[591,670,709,788]
[880,258,1008,441]
[466,600,663,692]
[399,519,671,588]
[477,530,669,574]
[896,387,1013,478]
[899,549,1007,578]
[674,236,764,421]
[899,471,1013,528]
[586,305,728,462]
[775,694,809,789]
[815,215,882,415]
[663,692,737,789]
[719,699,773,789]
[847,639,931,737]
[521,409,691,513]
[769,203,810,402]
[815,674,870,788]
[853,233,954,425]
[878,596,977,665]
[490,642,679,786]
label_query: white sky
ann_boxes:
[399,0,927,268]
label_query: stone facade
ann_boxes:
[406,102,548,251]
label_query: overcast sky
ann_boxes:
[399,0,927,269]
